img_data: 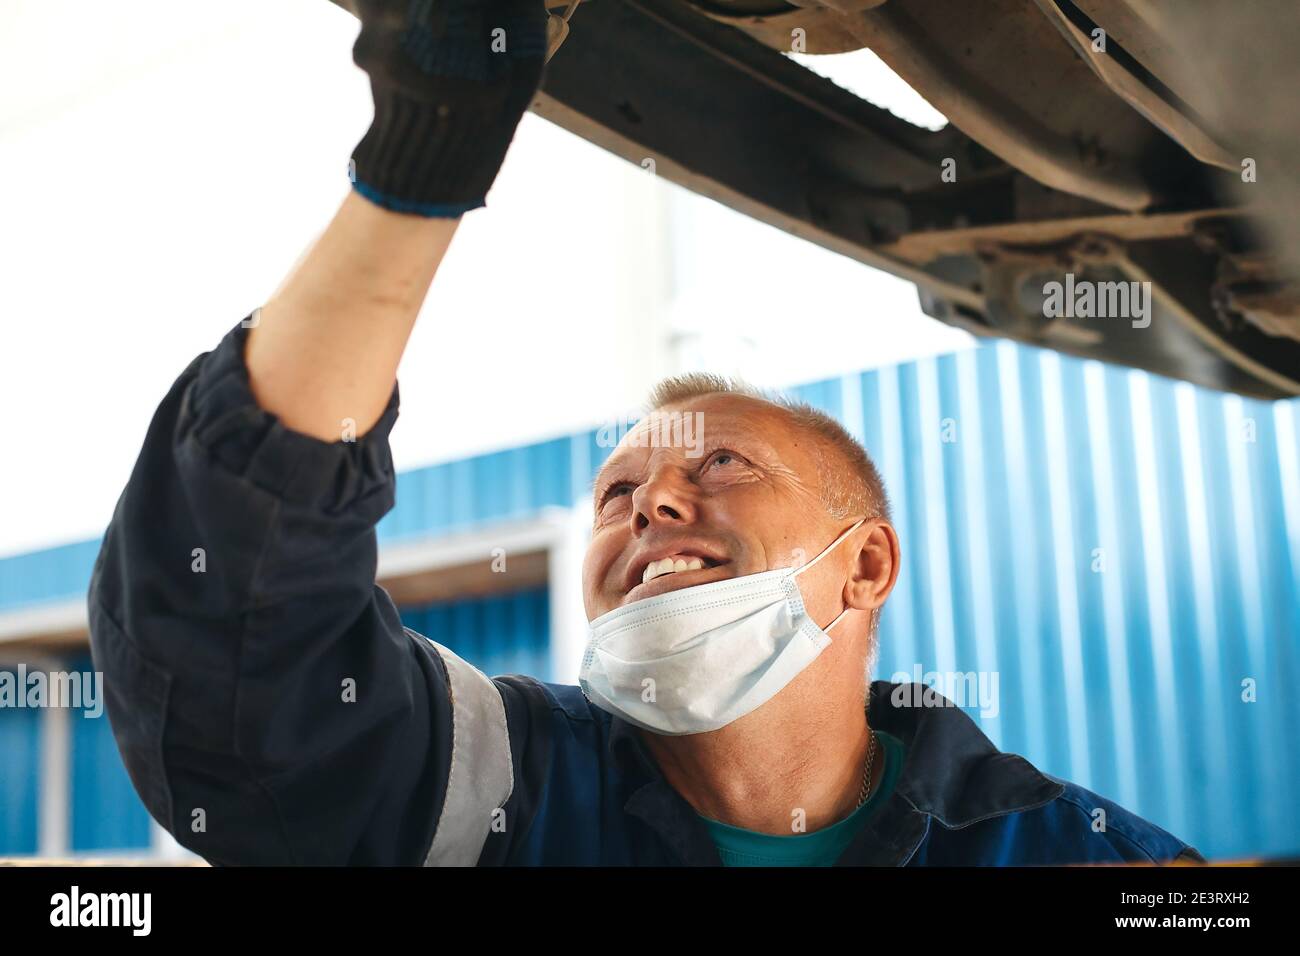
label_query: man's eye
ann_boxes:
[706,450,742,469]
[602,482,634,504]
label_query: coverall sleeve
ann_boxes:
[86,316,496,865]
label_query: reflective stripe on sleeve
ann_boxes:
[424,641,515,866]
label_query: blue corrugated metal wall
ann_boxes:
[0,538,101,612]
[0,659,154,856]
[67,653,153,852]
[400,587,552,681]
[791,343,1300,861]
[2,340,1297,860]
[0,673,41,854]
[380,439,575,541]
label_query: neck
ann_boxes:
[640,694,885,836]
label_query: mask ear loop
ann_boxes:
[545,0,583,63]
[790,517,868,631]
[792,517,867,577]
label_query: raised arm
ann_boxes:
[246,194,457,443]
[87,0,549,865]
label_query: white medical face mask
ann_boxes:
[579,518,866,736]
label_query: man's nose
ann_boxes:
[630,468,698,533]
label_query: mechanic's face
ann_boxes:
[582,393,857,622]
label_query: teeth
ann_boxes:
[642,555,706,585]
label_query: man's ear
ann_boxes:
[845,519,900,611]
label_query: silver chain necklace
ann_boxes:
[856,728,879,808]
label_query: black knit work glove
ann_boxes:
[347,0,548,217]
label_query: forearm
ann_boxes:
[245,0,546,443]
[248,191,459,442]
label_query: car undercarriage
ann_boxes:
[335,0,1300,397]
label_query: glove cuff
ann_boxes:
[349,86,525,217]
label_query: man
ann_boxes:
[87,0,1203,865]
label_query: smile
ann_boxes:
[641,554,711,586]
[621,551,730,606]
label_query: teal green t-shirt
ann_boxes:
[697,730,905,867]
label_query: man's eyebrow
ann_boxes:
[589,456,630,515]
[590,455,628,497]
[693,419,783,457]
[589,463,612,495]
[588,422,775,489]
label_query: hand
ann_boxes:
[348,0,549,217]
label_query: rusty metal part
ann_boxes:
[1211,251,1300,345]
[882,208,1240,267]
[684,1,868,54]
[687,0,1168,210]
[1032,0,1239,171]
[973,233,1123,339]
[836,0,1157,211]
